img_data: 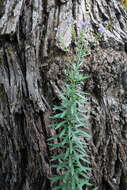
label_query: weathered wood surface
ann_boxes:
[0,0,127,189]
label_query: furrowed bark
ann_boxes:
[0,0,127,190]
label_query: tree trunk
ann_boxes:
[0,0,127,190]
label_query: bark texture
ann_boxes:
[0,0,127,190]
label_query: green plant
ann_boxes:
[48,22,98,190]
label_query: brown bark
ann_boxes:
[0,0,127,190]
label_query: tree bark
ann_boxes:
[0,0,127,190]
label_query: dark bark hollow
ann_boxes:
[0,0,127,190]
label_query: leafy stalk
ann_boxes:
[48,24,97,190]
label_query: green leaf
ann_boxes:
[50,154,65,161]
[75,129,91,138]
[61,137,68,145]
[71,103,76,115]
[77,94,89,102]
[73,173,79,184]
[78,112,89,120]
[52,186,61,190]
[59,128,66,138]
[76,148,89,157]
[51,162,68,172]
[62,171,69,183]
[50,174,65,182]
[72,136,84,146]
[68,125,72,139]
[80,156,90,163]
[77,179,92,189]
[75,159,91,172]
[72,179,76,190]
[69,157,72,167]
[49,142,65,150]
[65,148,69,159]
[55,120,67,129]
[48,134,60,141]
[76,169,90,179]
[75,114,82,124]
[80,75,90,80]
[69,141,73,154]
[74,151,90,164]
[51,113,63,119]
[60,110,68,118]
[60,181,70,190]
[53,105,64,111]
[76,122,89,128]
[71,163,74,177]
[78,108,90,113]
[76,90,89,96]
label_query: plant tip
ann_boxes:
[98,27,106,34]
[54,27,58,31]
[81,21,90,28]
